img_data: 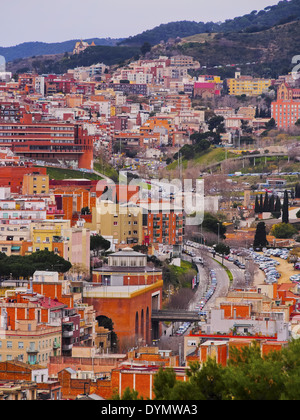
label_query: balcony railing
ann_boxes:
[53,341,60,349]
[62,330,73,338]
[26,347,39,354]
[62,344,73,351]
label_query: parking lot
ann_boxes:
[252,249,300,284]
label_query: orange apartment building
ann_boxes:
[139,201,184,246]
[271,98,300,129]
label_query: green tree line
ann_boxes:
[116,339,300,400]
[0,250,72,279]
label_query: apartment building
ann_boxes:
[227,74,272,96]
[0,380,38,400]
[0,292,63,365]
[139,201,184,246]
[0,166,48,194]
[271,98,300,129]
[91,200,143,246]
[0,101,22,121]
[0,197,47,222]
[170,55,200,68]
[0,114,94,170]
[27,219,90,271]
[22,173,49,195]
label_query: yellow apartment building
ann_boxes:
[22,173,49,195]
[29,220,90,271]
[227,76,272,97]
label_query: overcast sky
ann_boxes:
[0,0,277,47]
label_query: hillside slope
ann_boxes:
[120,0,300,46]
[0,38,123,62]
[159,20,300,78]
[8,20,300,79]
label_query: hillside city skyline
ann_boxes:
[0,0,299,403]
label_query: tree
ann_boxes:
[0,250,72,279]
[153,367,177,400]
[215,243,230,264]
[295,183,300,199]
[263,191,269,213]
[208,116,225,132]
[253,222,268,249]
[225,342,284,400]
[202,213,226,240]
[90,234,110,256]
[296,210,300,219]
[254,195,261,214]
[282,190,289,224]
[268,195,275,214]
[265,117,276,130]
[81,206,91,215]
[113,387,143,400]
[271,223,298,239]
[259,194,263,214]
[151,340,300,400]
[272,196,282,219]
[215,243,230,255]
[140,42,152,55]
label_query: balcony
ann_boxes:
[26,347,39,354]
[62,330,73,338]
[53,341,60,349]
[62,344,73,351]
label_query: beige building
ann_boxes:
[0,320,62,366]
[91,200,143,246]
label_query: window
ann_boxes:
[7,341,12,349]
[18,342,24,349]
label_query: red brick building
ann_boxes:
[271,98,300,129]
[0,114,94,169]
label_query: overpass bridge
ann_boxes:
[151,309,201,323]
[202,152,288,172]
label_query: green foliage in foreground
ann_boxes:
[0,250,72,278]
[116,340,300,400]
[151,340,300,401]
